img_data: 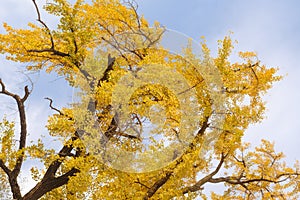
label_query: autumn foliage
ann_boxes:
[0,0,299,199]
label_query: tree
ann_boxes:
[0,0,299,199]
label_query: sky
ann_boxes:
[0,0,300,196]
[136,0,300,163]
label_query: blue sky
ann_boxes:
[1,0,300,195]
[136,0,300,163]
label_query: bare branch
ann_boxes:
[0,159,11,175]
[177,79,204,96]
[182,153,228,194]
[44,97,63,115]
[134,179,150,189]
[32,0,54,49]
[0,79,29,199]
[28,0,70,58]
[208,174,299,185]
[0,79,29,174]
[22,86,30,102]
[27,48,70,57]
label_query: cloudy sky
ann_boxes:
[1,0,300,195]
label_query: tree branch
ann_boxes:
[28,0,70,58]
[143,172,173,200]
[209,172,300,185]
[43,136,78,180]
[0,79,30,199]
[0,159,11,176]
[22,136,80,200]
[100,53,116,83]
[27,48,70,57]
[182,153,227,194]
[2,73,86,199]
[32,0,54,49]
[134,179,150,189]
[142,117,210,199]
[44,97,63,115]
[22,167,79,200]
[0,79,29,172]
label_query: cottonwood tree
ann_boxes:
[0,0,299,199]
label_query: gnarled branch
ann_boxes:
[0,79,30,199]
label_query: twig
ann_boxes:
[44,97,63,115]
[28,0,70,57]
[32,0,54,49]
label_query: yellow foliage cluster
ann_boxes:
[0,0,298,199]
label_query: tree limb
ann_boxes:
[142,117,210,199]
[0,160,11,176]
[44,97,63,115]
[0,79,30,199]
[28,0,70,58]
[181,153,227,194]
[22,136,80,200]
[22,167,79,200]
[32,0,54,49]
[143,172,173,200]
